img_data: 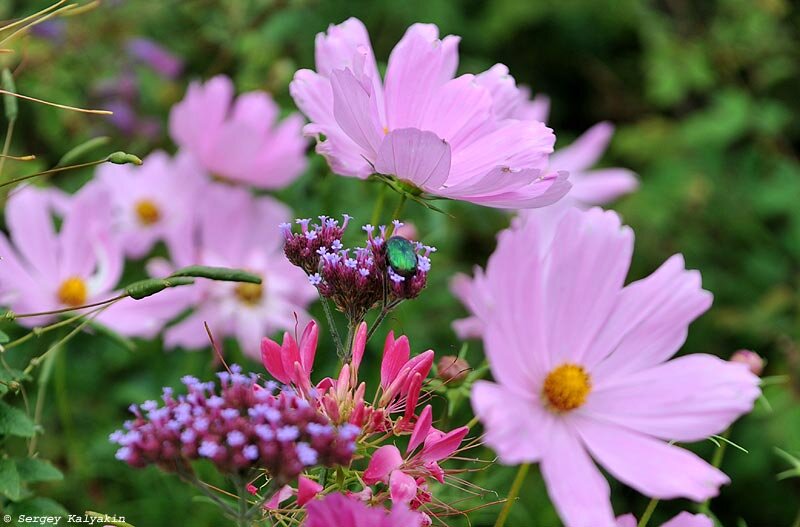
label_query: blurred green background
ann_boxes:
[1,0,799,526]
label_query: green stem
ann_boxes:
[0,158,108,190]
[0,117,16,180]
[494,463,530,527]
[319,296,344,358]
[9,293,127,319]
[637,498,660,527]
[390,193,407,221]
[370,184,387,225]
[698,428,730,514]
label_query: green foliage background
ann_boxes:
[0,0,799,526]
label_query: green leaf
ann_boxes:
[56,136,110,167]
[85,511,136,527]
[0,328,9,343]
[15,458,63,483]
[0,400,36,437]
[169,265,262,284]
[0,458,22,501]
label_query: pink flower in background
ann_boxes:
[617,512,712,527]
[157,184,316,358]
[290,18,570,209]
[470,207,760,527]
[95,150,205,259]
[127,37,183,79]
[0,185,177,337]
[169,75,307,189]
[476,63,637,209]
[303,492,424,527]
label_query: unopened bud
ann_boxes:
[107,151,143,165]
[731,349,764,376]
[437,355,470,385]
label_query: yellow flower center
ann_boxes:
[235,280,263,306]
[542,364,591,412]
[57,277,87,307]
[135,199,161,226]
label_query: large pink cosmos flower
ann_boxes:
[95,150,205,259]
[617,512,712,527]
[155,184,316,358]
[0,185,179,337]
[470,207,760,527]
[303,493,424,527]
[290,18,570,209]
[169,75,307,189]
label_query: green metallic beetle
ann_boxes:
[385,236,418,277]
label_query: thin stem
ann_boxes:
[0,1,75,47]
[0,1,69,34]
[494,463,530,527]
[371,184,387,225]
[637,498,660,527]
[0,117,16,180]
[698,428,730,514]
[0,158,109,190]
[390,193,407,221]
[4,309,97,350]
[9,293,127,319]
[0,89,111,115]
[319,296,344,358]
[22,302,117,376]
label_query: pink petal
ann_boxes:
[389,470,418,504]
[261,338,290,383]
[264,484,293,510]
[549,122,614,173]
[381,333,410,389]
[375,128,451,190]
[586,354,760,442]
[471,381,554,464]
[6,186,59,279]
[539,422,616,527]
[408,405,432,454]
[299,321,319,374]
[542,207,633,365]
[420,426,468,462]
[363,445,404,485]
[350,321,367,379]
[419,74,493,151]
[297,476,323,506]
[384,24,460,130]
[330,68,383,159]
[569,168,639,206]
[575,415,730,501]
[661,512,714,527]
[615,514,638,527]
[587,254,713,377]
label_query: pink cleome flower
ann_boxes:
[469,207,760,527]
[303,492,425,527]
[170,75,308,189]
[290,18,570,209]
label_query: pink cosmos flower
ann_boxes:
[290,18,570,209]
[157,184,316,358]
[0,185,179,337]
[476,63,637,209]
[617,512,712,527]
[94,150,205,259]
[303,492,424,527]
[169,75,307,189]
[470,207,761,527]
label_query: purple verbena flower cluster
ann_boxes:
[280,216,434,321]
[110,365,357,484]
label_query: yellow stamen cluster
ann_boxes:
[542,363,591,412]
[57,276,87,307]
[235,282,263,306]
[135,199,161,226]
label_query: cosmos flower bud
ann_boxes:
[436,356,470,385]
[730,350,765,376]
